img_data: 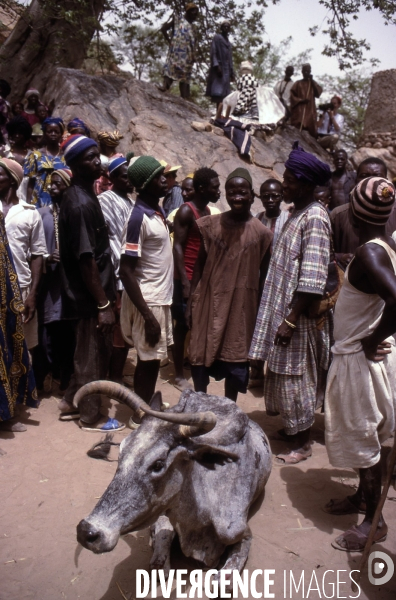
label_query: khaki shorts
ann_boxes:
[21,287,38,351]
[120,296,173,361]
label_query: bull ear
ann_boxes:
[188,443,239,463]
[149,391,163,412]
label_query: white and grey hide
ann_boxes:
[77,389,272,576]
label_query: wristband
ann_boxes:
[284,318,297,330]
[98,300,110,311]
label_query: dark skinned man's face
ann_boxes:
[181,178,194,201]
[0,166,13,198]
[74,146,101,180]
[225,177,254,217]
[50,174,68,202]
[302,65,311,80]
[356,163,387,184]
[145,171,168,199]
[201,177,221,204]
[260,181,283,216]
[285,66,294,78]
[334,151,348,171]
[111,164,134,195]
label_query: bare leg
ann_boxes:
[276,428,312,464]
[109,347,129,384]
[172,323,192,391]
[224,378,238,402]
[332,462,387,551]
[150,515,175,579]
[134,358,160,403]
[179,82,190,99]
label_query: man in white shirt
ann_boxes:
[317,95,344,153]
[274,66,294,118]
[0,158,46,350]
[99,155,134,384]
[120,156,173,406]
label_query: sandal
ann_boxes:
[331,524,388,552]
[79,417,125,432]
[323,496,366,515]
[275,448,312,465]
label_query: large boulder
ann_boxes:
[44,68,332,212]
[364,70,396,136]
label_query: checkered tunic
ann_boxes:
[249,202,332,375]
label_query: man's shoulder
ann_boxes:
[331,203,350,219]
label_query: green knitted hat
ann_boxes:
[127,155,164,190]
[226,167,253,186]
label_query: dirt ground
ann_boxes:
[1,351,395,600]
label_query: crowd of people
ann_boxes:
[1,59,396,554]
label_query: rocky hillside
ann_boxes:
[45,68,333,212]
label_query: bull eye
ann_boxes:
[151,460,165,473]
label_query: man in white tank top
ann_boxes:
[324,176,396,552]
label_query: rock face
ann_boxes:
[364,70,396,136]
[44,68,332,212]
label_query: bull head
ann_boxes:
[76,382,218,553]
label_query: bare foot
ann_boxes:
[173,378,193,392]
[332,520,388,552]
[0,420,27,432]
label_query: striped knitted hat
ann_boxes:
[52,168,72,186]
[0,158,23,187]
[61,134,98,166]
[108,155,127,175]
[127,156,164,191]
[351,177,395,225]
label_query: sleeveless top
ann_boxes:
[332,238,396,355]
[183,202,210,281]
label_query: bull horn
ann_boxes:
[73,381,217,432]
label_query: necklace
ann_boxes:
[52,204,59,249]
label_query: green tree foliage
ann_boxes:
[319,69,372,150]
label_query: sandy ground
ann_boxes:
[1,351,395,600]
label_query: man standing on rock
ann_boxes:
[158,3,199,100]
[328,148,356,210]
[290,64,322,137]
[274,66,294,119]
[58,135,120,432]
[205,20,235,109]
[172,167,220,391]
[120,156,173,410]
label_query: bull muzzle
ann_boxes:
[77,519,120,554]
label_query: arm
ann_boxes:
[119,254,161,346]
[311,79,322,98]
[161,19,174,44]
[350,245,396,360]
[23,255,43,323]
[317,111,326,127]
[173,204,194,298]
[79,254,115,332]
[290,83,308,106]
[274,291,322,346]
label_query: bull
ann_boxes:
[76,382,272,577]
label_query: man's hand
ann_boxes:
[182,279,191,300]
[97,306,115,333]
[361,338,392,362]
[144,314,161,347]
[23,293,36,324]
[47,249,60,264]
[274,319,296,348]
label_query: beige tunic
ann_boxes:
[189,213,272,366]
[325,239,396,469]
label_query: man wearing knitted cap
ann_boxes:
[250,142,332,464]
[57,135,121,431]
[119,156,173,414]
[0,157,47,352]
[187,167,272,402]
[324,177,396,552]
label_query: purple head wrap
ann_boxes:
[42,117,65,134]
[67,118,90,137]
[285,141,331,186]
